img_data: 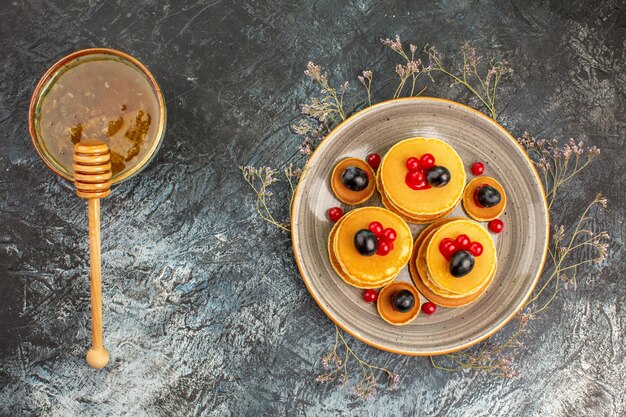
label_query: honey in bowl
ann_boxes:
[30,49,166,183]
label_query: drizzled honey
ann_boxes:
[38,58,160,175]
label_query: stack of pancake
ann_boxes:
[409,218,497,307]
[377,137,466,223]
[328,207,412,289]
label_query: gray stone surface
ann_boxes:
[0,0,624,416]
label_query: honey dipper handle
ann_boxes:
[85,198,109,369]
[73,139,112,369]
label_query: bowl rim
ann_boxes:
[290,96,550,356]
[28,47,167,184]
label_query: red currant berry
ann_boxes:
[488,219,504,234]
[376,237,394,251]
[439,238,458,260]
[328,207,343,222]
[469,241,483,256]
[410,170,425,184]
[382,228,397,242]
[439,238,453,251]
[422,301,437,315]
[368,221,384,236]
[455,234,471,250]
[367,153,381,170]
[471,162,485,176]
[406,157,420,171]
[406,170,427,189]
[377,241,391,256]
[420,153,436,170]
[363,289,378,303]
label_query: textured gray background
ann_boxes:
[0,0,624,416]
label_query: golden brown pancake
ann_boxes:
[425,219,496,295]
[409,229,496,308]
[379,137,466,216]
[328,217,398,288]
[377,281,421,325]
[332,207,412,287]
[462,176,507,221]
[331,158,376,205]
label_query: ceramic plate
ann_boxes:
[291,97,549,355]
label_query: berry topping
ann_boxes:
[441,234,483,261]
[439,238,458,261]
[341,166,369,191]
[354,229,378,256]
[407,169,425,184]
[450,250,475,277]
[391,290,415,313]
[377,236,394,249]
[366,221,396,256]
[475,185,501,208]
[422,301,437,315]
[455,234,471,250]
[328,207,343,222]
[471,161,485,176]
[367,153,381,170]
[382,228,397,242]
[426,166,451,187]
[405,154,439,190]
[420,153,436,170]
[469,241,483,256]
[376,240,391,256]
[363,289,378,303]
[405,169,431,190]
[406,157,420,171]
[368,221,384,236]
[488,219,504,234]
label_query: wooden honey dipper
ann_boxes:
[73,139,112,369]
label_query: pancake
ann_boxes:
[462,176,507,221]
[416,226,478,298]
[379,137,466,216]
[333,207,412,286]
[328,217,397,288]
[377,281,421,325]
[425,219,496,295]
[409,224,496,307]
[331,158,376,205]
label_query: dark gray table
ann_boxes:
[0,1,623,416]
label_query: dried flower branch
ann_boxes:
[427,43,512,120]
[303,61,348,122]
[316,325,399,399]
[432,139,608,377]
[240,165,301,232]
[518,133,601,209]
[293,62,350,155]
[381,36,431,98]
[284,164,301,203]
[358,70,373,106]
[524,193,609,309]
[431,315,529,378]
